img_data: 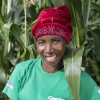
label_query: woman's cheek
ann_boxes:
[37,45,45,53]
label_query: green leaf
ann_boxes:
[0,68,7,93]
[69,0,85,47]
[64,47,85,100]
[3,23,12,57]
[28,5,37,21]
[39,0,54,9]
[10,24,25,49]
[89,18,100,26]
[1,0,7,19]
[91,31,100,60]
[91,2,100,12]
[27,44,38,59]
[0,14,4,29]
[13,4,24,23]
[82,0,91,28]
[7,0,13,14]
[51,0,65,7]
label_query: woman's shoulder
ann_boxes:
[80,70,98,91]
[14,58,41,74]
[10,58,41,79]
[81,70,96,85]
[80,70,100,99]
[16,58,40,66]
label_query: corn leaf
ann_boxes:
[3,23,12,57]
[51,0,65,7]
[10,24,25,49]
[64,47,85,100]
[91,2,100,14]
[0,68,7,92]
[91,31,100,61]
[82,0,91,28]
[39,0,54,8]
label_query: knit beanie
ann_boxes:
[32,5,72,43]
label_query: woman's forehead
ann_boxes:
[36,35,63,40]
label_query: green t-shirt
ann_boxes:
[3,58,100,100]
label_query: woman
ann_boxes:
[3,5,100,100]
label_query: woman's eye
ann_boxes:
[37,41,45,45]
[53,39,60,43]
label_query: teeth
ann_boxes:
[46,55,56,62]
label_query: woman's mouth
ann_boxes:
[45,55,57,62]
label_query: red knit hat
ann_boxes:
[32,5,72,43]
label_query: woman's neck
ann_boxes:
[42,60,63,73]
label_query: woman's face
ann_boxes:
[36,35,66,66]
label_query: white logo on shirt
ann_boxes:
[48,96,65,100]
[98,87,100,94]
[6,82,14,90]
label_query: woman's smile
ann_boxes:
[44,55,57,63]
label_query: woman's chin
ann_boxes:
[44,56,58,65]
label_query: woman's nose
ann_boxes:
[44,43,53,52]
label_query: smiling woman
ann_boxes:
[36,35,66,72]
[2,4,100,100]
